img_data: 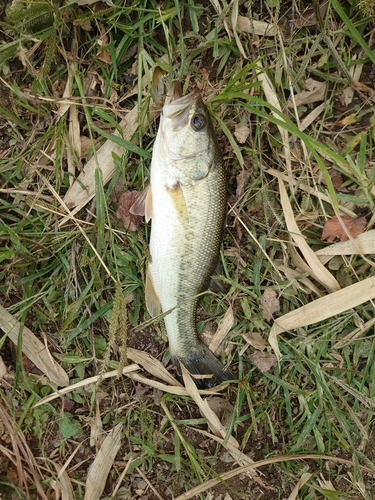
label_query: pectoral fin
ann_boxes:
[145,266,161,317]
[167,184,188,225]
[130,184,153,222]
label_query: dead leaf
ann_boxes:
[234,124,250,144]
[80,136,93,158]
[249,351,278,372]
[235,16,278,36]
[96,49,112,64]
[337,113,358,126]
[288,78,326,107]
[207,397,235,427]
[242,332,267,351]
[293,0,329,28]
[207,397,227,420]
[84,423,123,500]
[117,191,143,231]
[259,289,280,321]
[0,305,69,387]
[329,170,343,189]
[321,215,367,243]
[353,81,375,102]
[90,402,103,449]
[236,169,252,200]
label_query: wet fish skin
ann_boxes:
[145,86,235,388]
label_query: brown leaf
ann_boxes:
[329,169,343,189]
[96,23,111,64]
[288,78,326,107]
[116,191,143,231]
[236,169,251,200]
[242,332,267,351]
[321,215,367,243]
[259,289,280,321]
[207,397,227,420]
[293,0,329,28]
[234,124,250,144]
[96,50,112,65]
[248,351,278,372]
[353,81,375,102]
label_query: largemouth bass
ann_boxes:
[144,83,235,388]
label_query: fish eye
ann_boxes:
[191,113,206,131]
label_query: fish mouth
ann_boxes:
[163,82,201,130]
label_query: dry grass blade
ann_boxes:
[56,70,73,119]
[35,363,219,408]
[34,364,140,407]
[278,178,341,293]
[277,265,322,297]
[0,304,69,387]
[287,473,313,500]
[231,0,247,59]
[63,106,149,213]
[128,372,220,396]
[181,365,244,458]
[0,399,48,499]
[174,454,371,500]
[127,347,182,386]
[342,53,364,106]
[84,422,123,500]
[135,466,164,500]
[51,462,75,500]
[208,305,234,354]
[61,48,168,217]
[269,276,375,357]
[316,230,375,258]
[333,317,375,349]
[256,61,293,190]
[298,102,325,131]
[266,168,357,217]
[67,104,81,184]
[235,15,278,36]
[193,427,256,469]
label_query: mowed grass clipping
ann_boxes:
[0,0,375,499]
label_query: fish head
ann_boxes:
[158,84,221,184]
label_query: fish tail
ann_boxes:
[174,343,235,389]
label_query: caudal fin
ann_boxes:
[175,343,235,389]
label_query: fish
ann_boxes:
[142,79,235,388]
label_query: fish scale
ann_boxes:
[145,86,235,388]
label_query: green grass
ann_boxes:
[1,0,375,498]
